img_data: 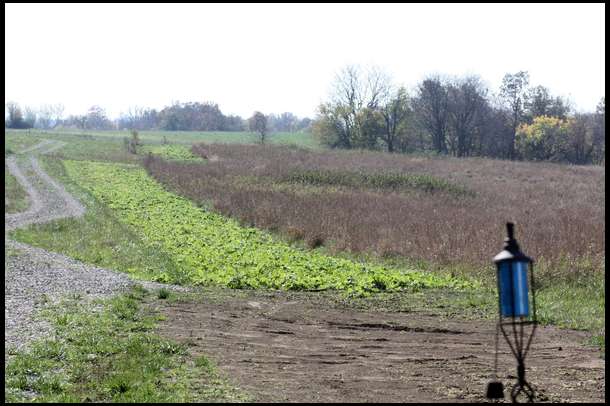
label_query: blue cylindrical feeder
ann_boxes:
[497,260,530,317]
[486,222,538,402]
[493,223,533,318]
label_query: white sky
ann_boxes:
[5,3,605,119]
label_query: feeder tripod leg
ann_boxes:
[510,361,535,403]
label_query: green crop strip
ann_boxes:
[62,160,475,296]
[141,144,205,162]
[280,168,473,196]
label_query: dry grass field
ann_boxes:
[145,143,604,286]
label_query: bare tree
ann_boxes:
[37,104,53,129]
[592,97,605,164]
[379,86,411,152]
[500,71,529,159]
[125,106,145,130]
[249,111,268,144]
[36,104,64,129]
[85,105,113,130]
[446,76,488,157]
[413,76,449,154]
[365,65,392,109]
[525,85,570,120]
[24,107,37,129]
[329,65,361,148]
[51,104,65,128]
[324,64,392,149]
[69,114,87,130]
[6,101,26,128]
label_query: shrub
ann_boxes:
[157,288,170,299]
[306,235,325,249]
[123,137,137,154]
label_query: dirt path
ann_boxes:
[4,141,184,353]
[157,290,605,403]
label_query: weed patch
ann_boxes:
[280,168,472,196]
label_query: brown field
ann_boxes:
[156,288,605,403]
[144,143,605,284]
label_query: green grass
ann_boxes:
[5,129,321,152]
[10,158,186,284]
[47,136,141,163]
[5,163,29,213]
[536,272,605,346]
[279,168,473,196]
[157,287,171,299]
[4,130,45,154]
[55,159,472,295]
[4,129,320,166]
[4,286,250,403]
[140,144,205,162]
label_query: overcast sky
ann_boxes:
[5,3,605,119]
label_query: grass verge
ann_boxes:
[5,162,29,213]
[5,129,321,153]
[4,285,250,402]
[536,272,605,355]
[4,130,45,154]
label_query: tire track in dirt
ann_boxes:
[157,288,605,402]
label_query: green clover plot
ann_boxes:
[64,160,475,295]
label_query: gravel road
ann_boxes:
[5,140,185,354]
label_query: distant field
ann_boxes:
[3,129,320,165]
[5,128,320,148]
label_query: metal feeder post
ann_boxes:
[486,222,538,403]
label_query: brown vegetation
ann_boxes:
[143,143,604,283]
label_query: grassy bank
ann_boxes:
[5,162,29,213]
[4,285,249,402]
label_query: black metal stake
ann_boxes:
[488,223,538,403]
[511,359,535,402]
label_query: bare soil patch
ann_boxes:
[156,289,604,403]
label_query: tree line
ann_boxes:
[4,101,313,134]
[313,66,605,165]
[5,66,605,165]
